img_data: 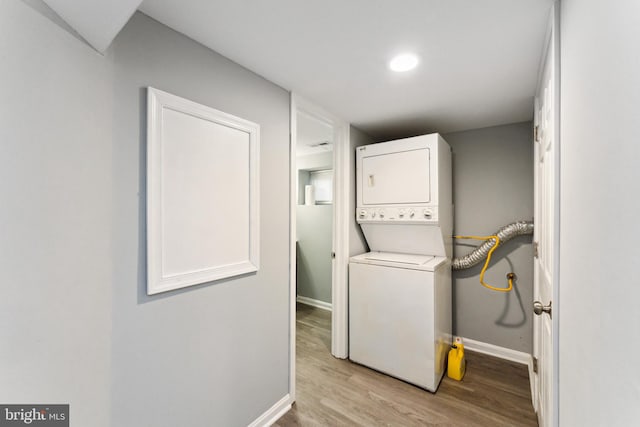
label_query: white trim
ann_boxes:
[332,120,350,359]
[551,3,561,427]
[288,95,298,404]
[247,394,292,427]
[460,337,532,366]
[296,295,333,311]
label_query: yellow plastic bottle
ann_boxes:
[447,337,466,381]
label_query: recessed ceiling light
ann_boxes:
[389,53,419,72]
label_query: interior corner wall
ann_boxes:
[109,12,290,427]
[444,122,534,354]
[560,0,640,424]
[0,1,113,425]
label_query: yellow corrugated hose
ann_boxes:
[453,235,514,292]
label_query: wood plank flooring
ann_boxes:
[275,304,538,426]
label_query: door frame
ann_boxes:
[532,3,560,426]
[289,93,350,402]
[551,2,560,424]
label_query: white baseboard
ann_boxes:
[296,295,332,311]
[460,337,532,366]
[247,394,291,427]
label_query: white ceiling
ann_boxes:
[44,0,554,139]
[139,0,553,140]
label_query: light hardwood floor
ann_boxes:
[275,304,538,426]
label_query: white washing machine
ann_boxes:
[349,133,453,392]
[349,252,451,391]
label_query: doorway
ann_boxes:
[295,112,334,312]
[289,94,349,402]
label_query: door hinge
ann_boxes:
[533,356,538,374]
[534,125,540,142]
[533,241,539,259]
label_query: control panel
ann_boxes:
[357,206,439,223]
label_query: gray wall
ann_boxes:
[110,13,290,427]
[296,152,333,303]
[0,4,291,427]
[560,0,640,424]
[444,122,534,353]
[296,205,333,303]
[0,2,113,425]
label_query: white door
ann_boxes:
[533,9,557,427]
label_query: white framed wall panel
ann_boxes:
[147,87,260,295]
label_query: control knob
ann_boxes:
[423,209,433,219]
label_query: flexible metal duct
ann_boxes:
[452,221,534,270]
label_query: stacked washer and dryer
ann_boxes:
[349,133,453,392]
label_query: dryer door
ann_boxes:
[361,148,431,205]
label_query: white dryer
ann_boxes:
[355,133,453,257]
[349,133,453,392]
[349,252,451,391]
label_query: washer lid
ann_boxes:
[364,252,434,265]
[350,252,449,271]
